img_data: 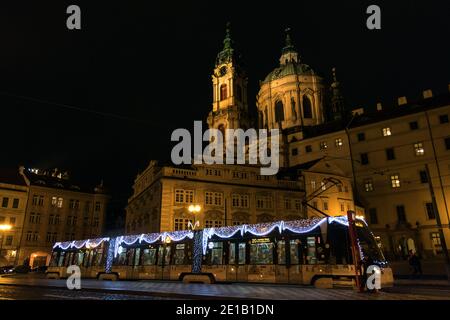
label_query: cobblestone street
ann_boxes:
[1,276,449,300]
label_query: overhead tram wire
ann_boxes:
[0,91,169,129]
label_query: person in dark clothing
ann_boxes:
[408,250,422,278]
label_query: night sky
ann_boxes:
[0,1,449,224]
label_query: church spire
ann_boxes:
[279,27,299,65]
[330,67,345,120]
[216,22,236,65]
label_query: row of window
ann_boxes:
[356,114,449,142]
[360,143,426,165]
[292,138,344,156]
[115,235,328,267]
[28,212,99,227]
[0,216,16,226]
[291,115,450,157]
[1,197,20,209]
[367,203,436,226]
[364,169,432,192]
[25,232,76,243]
[173,218,248,231]
[32,195,102,211]
[273,95,313,123]
[175,189,301,210]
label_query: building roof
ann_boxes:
[24,168,107,194]
[349,91,450,129]
[0,167,27,186]
[286,91,450,140]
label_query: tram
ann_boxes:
[46,216,394,287]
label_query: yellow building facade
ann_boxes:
[17,168,110,267]
[0,167,29,266]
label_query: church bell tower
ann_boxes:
[207,23,250,132]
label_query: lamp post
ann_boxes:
[0,224,12,264]
[188,204,202,274]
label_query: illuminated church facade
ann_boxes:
[126,24,450,263]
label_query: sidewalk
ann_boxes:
[1,276,449,300]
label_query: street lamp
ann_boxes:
[0,224,12,231]
[0,224,12,262]
[187,204,203,274]
[188,205,201,230]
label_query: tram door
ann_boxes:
[227,242,247,281]
[157,245,171,280]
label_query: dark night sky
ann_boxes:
[0,1,449,221]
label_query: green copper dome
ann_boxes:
[263,62,315,83]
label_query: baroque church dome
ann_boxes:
[256,28,326,131]
[263,61,315,83]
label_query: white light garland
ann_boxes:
[201,217,348,254]
[53,237,109,250]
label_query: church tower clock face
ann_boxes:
[219,66,227,76]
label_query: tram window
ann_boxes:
[127,249,135,266]
[238,243,246,264]
[229,243,236,264]
[277,241,286,264]
[306,237,317,265]
[290,240,300,264]
[250,242,274,264]
[64,252,73,266]
[93,249,103,266]
[134,248,141,266]
[50,252,58,267]
[83,251,92,267]
[142,248,157,265]
[116,246,127,265]
[209,242,223,265]
[58,252,65,267]
[174,244,185,265]
[157,246,171,265]
[75,252,84,266]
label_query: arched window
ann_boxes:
[303,95,312,119]
[220,84,227,100]
[275,100,284,122]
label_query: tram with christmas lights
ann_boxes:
[47,216,394,287]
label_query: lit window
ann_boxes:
[311,180,316,190]
[364,179,374,192]
[319,141,328,150]
[335,138,343,147]
[57,197,63,208]
[390,175,401,188]
[414,142,425,156]
[51,197,57,207]
[382,127,392,136]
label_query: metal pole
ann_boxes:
[347,210,363,291]
[425,111,450,227]
[425,164,450,279]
